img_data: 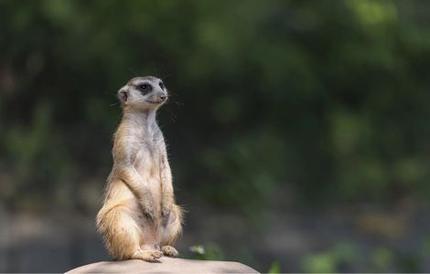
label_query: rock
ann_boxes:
[66,257,260,273]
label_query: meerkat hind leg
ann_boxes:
[101,206,161,262]
[100,207,141,260]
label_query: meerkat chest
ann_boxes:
[133,139,164,180]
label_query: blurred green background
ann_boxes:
[1,0,430,272]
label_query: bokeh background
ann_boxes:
[1,0,430,272]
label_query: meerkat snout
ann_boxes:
[149,89,168,104]
[158,94,167,101]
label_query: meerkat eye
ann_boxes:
[159,81,165,90]
[137,83,152,93]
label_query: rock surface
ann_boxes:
[66,257,260,273]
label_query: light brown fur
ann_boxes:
[96,76,183,262]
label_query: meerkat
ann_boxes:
[96,76,183,262]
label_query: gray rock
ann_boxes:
[66,257,260,273]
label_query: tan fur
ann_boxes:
[96,76,183,262]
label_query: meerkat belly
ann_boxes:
[134,147,162,208]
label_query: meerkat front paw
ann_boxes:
[140,201,156,220]
[161,206,171,217]
[161,206,171,224]
[132,249,163,262]
[161,245,179,257]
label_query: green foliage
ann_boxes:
[0,0,430,211]
[301,242,428,272]
[201,130,286,214]
[1,102,73,208]
[301,242,360,272]
[267,261,281,274]
[371,247,394,272]
[189,244,224,261]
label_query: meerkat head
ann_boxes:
[117,76,168,111]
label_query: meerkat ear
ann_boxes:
[118,87,128,104]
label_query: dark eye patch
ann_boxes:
[136,82,153,94]
[159,81,165,90]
